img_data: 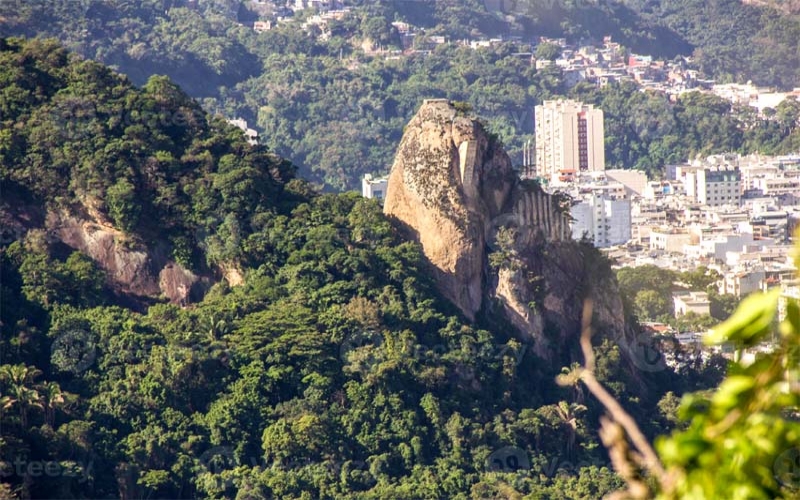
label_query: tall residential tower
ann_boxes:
[535,99,605,181]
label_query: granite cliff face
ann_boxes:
[49,210,208,304]
[1,198,210,306]
[383,99,516,320]
[384,100,628,361]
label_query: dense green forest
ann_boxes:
[0,37,745,499]
[2,1,800,190]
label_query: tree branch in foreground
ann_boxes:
[569,298,668,497]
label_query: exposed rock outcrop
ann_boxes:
[45,209,208,304]
[383,99,516,320]
[384,100,628,362]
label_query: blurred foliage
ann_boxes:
[653,288,800,499]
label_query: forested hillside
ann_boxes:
[0,37,715,499]
[3,1,800,190]
[627,0,800,89]
[2,36,800,500]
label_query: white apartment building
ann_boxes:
[720,269,765,297]
[535,99,605,180]
[362,174,388,200]
[740,164,779,192]
[570,193,631,248]
[684,166,741,207]
[673,291,710,317]
[752,177,800,196]
[650,230,693,253]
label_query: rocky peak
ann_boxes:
[384,100,627,361]
[383,99,516,320]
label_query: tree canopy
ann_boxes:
[1,34,798,500]
[3,1,800,188]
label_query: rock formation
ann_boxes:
[1,198,209,306]
[48,208,209,304]
[384,100,627,361]
[383,99,516,320]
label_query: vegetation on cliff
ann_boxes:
[0,36,296,272]
[0,38,724,499]
[1,39,799,500]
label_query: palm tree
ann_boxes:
[0,391,14,419]
[557,362,586,404]
[198,313,230,344]
[38,381,65,427]
[552,401,587,462]
[0,364,42,387]
[0,364,44,427]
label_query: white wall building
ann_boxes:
[227,118,259,146]
[673,291,710,317]
[362,174,388,200]
[650,230,693,254]
[605,169,648,196]
[740,164,780,192]
[570,193,631,248]
[721,269,765,297]
[535,99,605,180]
[684,166,742,207]
[699,233,754,261]
[752,177,800,196]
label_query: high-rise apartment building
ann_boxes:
[683,166,742,207]
[535,100,605,180]
[570,192,631,248]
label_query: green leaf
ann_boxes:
[710,375,756,413]
[705,289,780,347]
[779,298,800,342]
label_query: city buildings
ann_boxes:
[570,192,631,248]
[589,151,800,310]
[682,165,742,207]
[534,99,605,181]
